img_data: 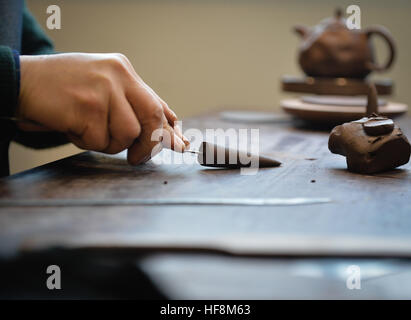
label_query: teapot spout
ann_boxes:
[294,25,309,38]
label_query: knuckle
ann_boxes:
[82,92,108,118]
[114,53,129,63]
[159,99,177,123]
[127,125,141,142]
[107,54,128,73]
[120,129,140,148]
[94,138,109,151]
[104,145,123,155]
[149,102,164,123]
[110,120,141,151]
[83,128,109,152]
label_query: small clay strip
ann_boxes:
[363,119,394,136]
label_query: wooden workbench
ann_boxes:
[0,113,411,299]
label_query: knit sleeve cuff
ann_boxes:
[0,45,19,118]
[0,45,18,142]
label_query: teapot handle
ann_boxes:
[365,26,396,72]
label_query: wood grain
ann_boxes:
[0,114,410,257]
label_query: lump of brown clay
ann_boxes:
[328,114,411,173]
[198,142,281,168]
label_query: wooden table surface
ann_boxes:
[1,112,411,298]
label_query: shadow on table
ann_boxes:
[0,249,167,299]
[329,167,409,179]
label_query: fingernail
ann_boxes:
[182,135,190,146]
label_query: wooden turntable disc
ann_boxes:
[281,75,393,96]
[281,98,408,124]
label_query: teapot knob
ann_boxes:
[294,25,308,38]
[335,7,343,19]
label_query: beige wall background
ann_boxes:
[10,0,411,174]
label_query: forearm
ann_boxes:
[13,7,70,148]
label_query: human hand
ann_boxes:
[17,53,189,164]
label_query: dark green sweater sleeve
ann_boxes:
[0,46,18,177]
[12,6,68,148]
[0,46,18,120]
[0,6,51,125]
[21,6,54,55]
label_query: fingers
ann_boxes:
[172,120,190,148]
[155,96,190,148]
[102,94,141,154]
[73,53,188,163]
[161,117,186,153]
[67,102,110,151]
[18,52,188,162]
[125,84,165,165]
[157,97,188,152]
[68,88,141,154]
[157,97,177,125]
[119,55,190,148]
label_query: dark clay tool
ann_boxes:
[328,84,410,174]
[186,142,281,168]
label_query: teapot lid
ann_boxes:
[317,8,347,30]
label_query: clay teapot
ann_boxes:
[294,9,396,79]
